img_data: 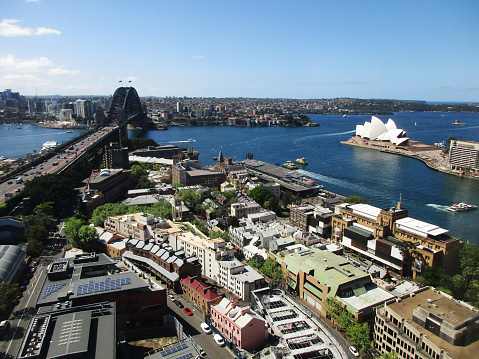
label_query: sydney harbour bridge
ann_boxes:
[107,86,148,128]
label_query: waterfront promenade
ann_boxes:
[341,136,478,180]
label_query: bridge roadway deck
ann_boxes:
[0,126,120,204]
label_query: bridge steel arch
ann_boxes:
[107,87,147,127]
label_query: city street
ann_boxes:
[166,295,235,359]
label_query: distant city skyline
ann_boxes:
[1,1,478,102]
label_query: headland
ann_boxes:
[341,135,478,180]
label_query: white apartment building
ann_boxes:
[231,202,261,218]
[217,256,265,301]
[168,229,234,281]
[104,212,156,241]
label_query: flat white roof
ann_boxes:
[349,203,382,220]
[340,286,394,311]
[395,217,448,237]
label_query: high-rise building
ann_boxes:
[448,140,479,172]
[177,101,184,113]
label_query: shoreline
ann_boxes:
[341,136,479,180]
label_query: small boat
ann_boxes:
[343,114,347,118]
[452,120,466,126]
[446,203,477,212]
[213,157,217,161]
[282,161,298,170]
[66,130,73,133]
[187,139,196,142]
[295,157,308,165]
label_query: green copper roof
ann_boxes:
[282,249,370,297]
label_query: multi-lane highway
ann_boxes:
[0,126,117,204]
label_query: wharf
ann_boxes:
[341,136,479,180]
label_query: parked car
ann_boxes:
[214,334,225,346]
[200,322,212,334]
[349,346,360,357]
[0,320,10,331]
[174,300,184,308]
[168,294,175,300]
[183,307,193,316]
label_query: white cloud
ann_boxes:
[192,56,204,60]
[47,66,80,76]
[0,19,61,37]
[0,54,53,72]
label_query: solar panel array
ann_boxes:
[76,277,132,296]
[176,353,193,359]
[42,282,66,299]
[159,343,188,357]
[0,246,9,260]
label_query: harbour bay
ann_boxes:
[1,112,478,244]
[144,112,479,244]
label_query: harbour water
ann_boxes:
[143,112,479,244]
[0,125,87,159]
[1,112,478,244]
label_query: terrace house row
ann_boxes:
[123,238,201,292]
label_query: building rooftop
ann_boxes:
[36,254,154,307]
[395,217,449,237]
[18,302,116,359]
[388,288,479,359]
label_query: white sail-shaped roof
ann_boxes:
[369,116,388,140]
[356,124,364,137]
[356,116,409,145]
[362,121,372,139]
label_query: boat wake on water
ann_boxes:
[296,169,383,198]
[426,203,449,212]
[168,139,196,143]
[293,130,355,146]
[8,132,68,138]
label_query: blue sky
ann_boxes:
[1,0,478,101]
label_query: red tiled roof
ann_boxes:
[182,276,221,301]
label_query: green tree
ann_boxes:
[77,225,98,252]
[248,254,265,269]
[342,195,367,204]
[64,217,86,247]
[22,174,75,216]
[34,201,54,217]
[459,244,479,288]
[180,189,203,208]
[247,187,273,206]
[25,225,49,243]
[280,191,293,208]
[192,220,208,235]
[91,203,129,227]
[210,229,229,242]
[264,195,281,213]
[347,322,372,354]
[26,239,44,258]
[226,216,240,228]
[23,212,57,235]
[0,282,22,319]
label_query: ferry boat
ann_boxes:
[295,157,308,165]
[452,120,466,126]
[282,161,298,170]
[446,203,477,212]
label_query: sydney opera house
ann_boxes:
[355,116,409,146]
